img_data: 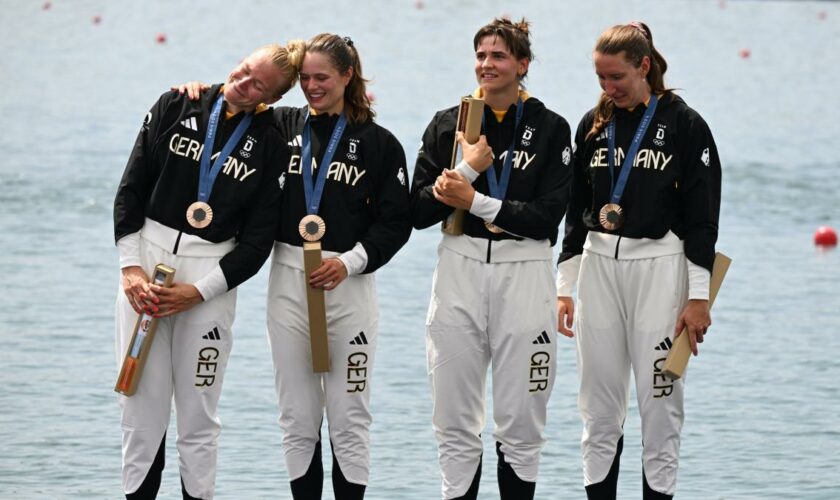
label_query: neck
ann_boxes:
[315,99,345,117]
[482,84,520,110]
[629,85,652,109]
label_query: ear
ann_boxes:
[342,66,354,87]
[640,55,651,77]
[517,58,530,78]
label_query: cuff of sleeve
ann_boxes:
[687,260,711,300]
[193,265,229,302]
[338,242,369,276]
[556,254,582,297]
[469,192,502,222]
[453,160,480,183]
[117,232,142,269]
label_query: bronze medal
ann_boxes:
[484,222,504,234]
[299,214,326,242]
[599,203,624,231]
[186,201,213,229]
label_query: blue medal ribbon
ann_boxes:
[301,111,348,215]
[482,98,524,200]
[197,95,253,202]
[606,94,658,205]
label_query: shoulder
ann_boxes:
[664,94,713,135]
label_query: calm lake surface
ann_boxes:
[1,0,839,498]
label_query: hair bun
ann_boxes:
[342,36,354,47]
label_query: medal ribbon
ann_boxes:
[301,111,347,215]
[482,98,523,200]
[606,94,658,205]
[197,94,253,202]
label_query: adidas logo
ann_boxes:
[654,337,673,351]
[349,331,368,345]
[532,331,551,345]
[180,116,199,131]
[203,327,220,341]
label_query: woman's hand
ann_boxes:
[148,282,204,318]
[557,296,575,338]
[457,132,494,173]
[310,258,348,291]
[172,81,210,100]
[121,266,158,315]
[433,169,475,210]
[674,299,711,356]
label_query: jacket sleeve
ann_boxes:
[217,140,285,290]
[558,115,593,264]
[360,131,412,273]
[678,111,721,273]
[492,116,573,240]
[410,111,455,229]
[114,93,172,244]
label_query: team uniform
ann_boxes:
[267,106,411,497]
[556,93,721,498]
[411,92,573,499]
[114,84,285,499]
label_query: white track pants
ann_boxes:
[266,246,378,486]
[426,246,556,499]
[576,251,688,496]
[115,235,236,500]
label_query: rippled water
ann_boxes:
[1,0,839,498]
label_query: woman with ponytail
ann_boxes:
[411,17,573,500]
[115,42,303,499]
[556,22,721,499]
[176,33,411,499]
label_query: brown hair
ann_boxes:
[306,33,374,124]
[473,17,533,81]
[587,22,672,140]
[258,40,305,97]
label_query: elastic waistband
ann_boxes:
[272,241,341,271]
[140,218,235,258]
[440,234,552,263]
[584,230,684,260]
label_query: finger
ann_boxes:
[689,330,699,356]
[674,317,686,337]
[454,131,466,146]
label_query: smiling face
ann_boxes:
[474,35,528,96]
[593,50,651,109]
[223,49,289,113]
[299,51,352,116]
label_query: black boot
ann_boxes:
[126,433,166,499]
[180,476,203,500]
[643,468,673,500]
[584,435,624,500]
[496,442,536,500]
[290,439,324,500]
[331,442,366,500]
[452,454,482,500]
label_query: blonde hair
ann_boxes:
[587,22,672,140]
[258,40,306,97]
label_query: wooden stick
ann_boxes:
[303,241,330,372]
[442,96,484,236]
[115,264,176,396]
[662,252,731,380]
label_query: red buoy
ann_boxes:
[366,91,376,103]
[155,33,167,44]
[42,1,52,10]
[92,15,102,24]
[415,0,424,9]
[739,48,751,59]
[817,11,827,21]
[814,226,838,247]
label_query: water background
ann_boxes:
[1,0,839,498]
